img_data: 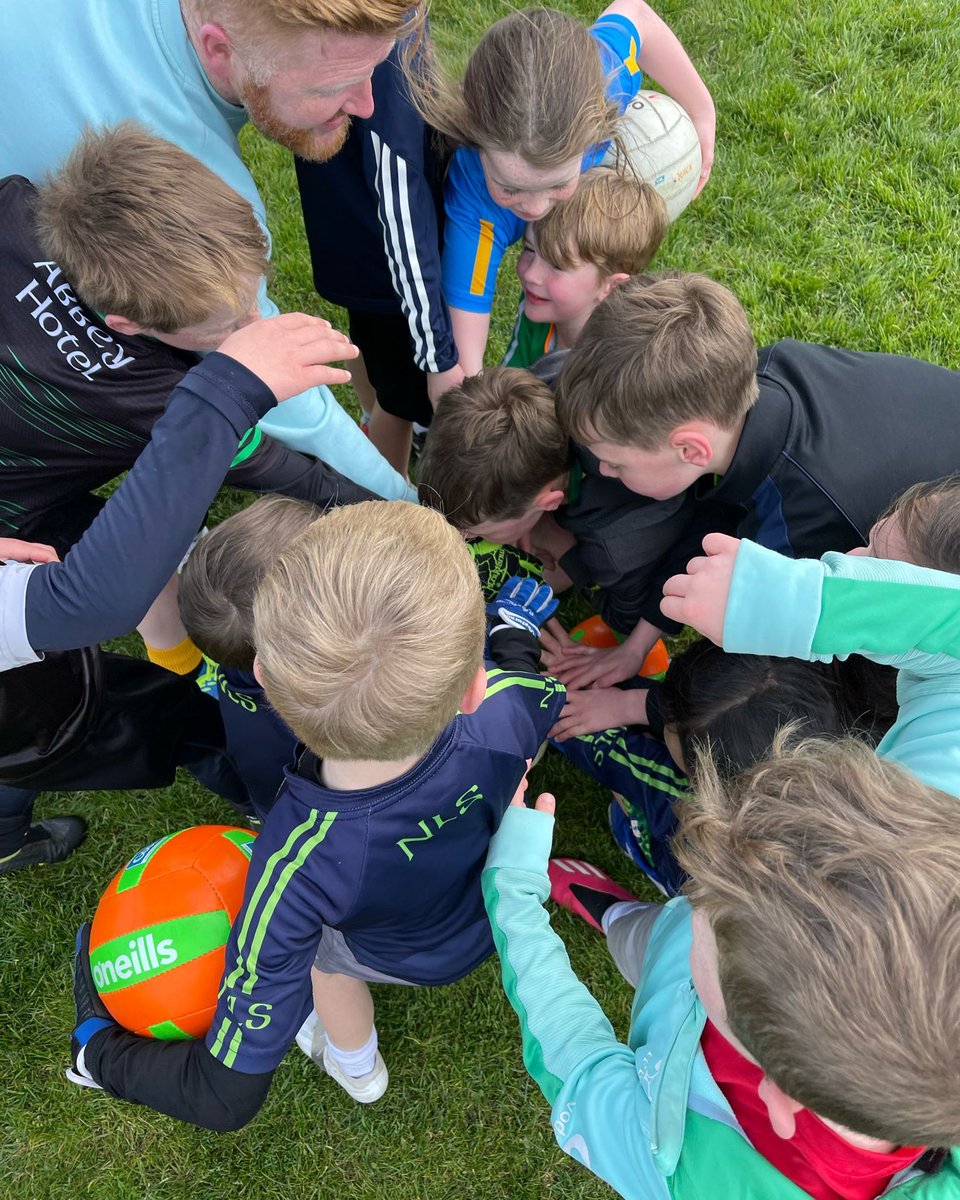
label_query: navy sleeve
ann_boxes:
[224,430,377,508]
[85,1028,273,1132]
[363,43,457,373]
[24,353,277,651]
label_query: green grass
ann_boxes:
[3,2,960,1197]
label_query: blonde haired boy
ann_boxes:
[503,167,668,368]
[484,543,960,1198]
[70,502,565,1128]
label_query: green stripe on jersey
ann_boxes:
[229,426,262,468]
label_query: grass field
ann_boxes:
[3,2,960,1198]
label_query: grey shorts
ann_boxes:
[605,902,664,988]
[312,925,419,987]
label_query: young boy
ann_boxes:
[484,546,960,1198]
[418,366,710,649]
[502,167,667,369]
[4,121,399,557]
[69,504,565,1129]
[177,497,324,819]
[417,365,728,733]
[0,312,356,872]
[549,271,960,693]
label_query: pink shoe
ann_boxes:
[548,857,641,932]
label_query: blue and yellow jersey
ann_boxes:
[204,664,565,1074]
[441,14,644,314]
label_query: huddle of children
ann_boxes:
[2,4,959,1199]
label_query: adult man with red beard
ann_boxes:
[0,0,420,503]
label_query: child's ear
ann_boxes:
[459,665,488,715]
[599,272,630,300]
[252,654,264,687]
[104,314,146,338]
[534,479,567,512]
[669,427,715,468]
[757,1076,803,1140]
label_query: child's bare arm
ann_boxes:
[603,0,716,193]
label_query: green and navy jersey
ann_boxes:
[501,302,557,369]
[0,175,379,541]
[216,667,296,820]
[555,725,687,893]
[204,663,565,1074]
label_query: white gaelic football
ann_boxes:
[602,91,702,222]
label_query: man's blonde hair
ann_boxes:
[179,497,324,671]
[556,272,758,450]
[253,502,486,760]
[533,168,667,277]
[34,123,268,333]
[677,735,960,1146]
[185,0,421,80]
[418,368,571,529]
[186,0,416,36]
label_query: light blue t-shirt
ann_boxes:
[441,13,645,314]
[0,0,413,501]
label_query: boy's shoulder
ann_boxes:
[460,664,565,757]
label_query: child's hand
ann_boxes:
[487,576,558,637]
[509,783,556,817]
[0,537,59,564]
[218,313,360,401]
[539,618,582,676]
[549,686,648,742]
[660,532,741,644]
[556,641,648,690]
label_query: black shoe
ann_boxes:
[0,816,87,876]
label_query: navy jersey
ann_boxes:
[216,667,296,820]
[204,665,564,1074]
[0,174,374,541]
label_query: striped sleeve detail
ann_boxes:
[579,730,687,801]
[208,810,337,1068]
[483,668,565,709]
[370,131,441,372]
[469,220,496,297]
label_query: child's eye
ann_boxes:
[500,187,521,197]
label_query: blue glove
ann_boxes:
[486,576,558,638]
[67,922,116,1089]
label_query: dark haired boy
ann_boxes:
[549,271,960,692]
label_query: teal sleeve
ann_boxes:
[483,807,669,1200]
[724,542,960,798]
[725,541,960,668]
[250,279,416,502]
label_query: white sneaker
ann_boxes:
[294,1009,389,1104]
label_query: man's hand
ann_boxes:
[218,313,359,402]
[0,538,59,564]
[487,576,558,638]
[660,532,741,645]
[67,923,117,1089]
[549,686,648,742]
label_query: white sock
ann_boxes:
[326,1026,379,1077]
[601,900,646,934]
